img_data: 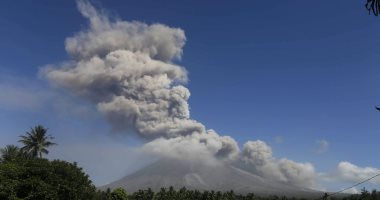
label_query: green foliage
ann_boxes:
[0,145,23,162]
[94,187,380,200]
[111,188,129,200]
[130,188,155,200]
[3,125,380,200]
[18,125,57,158]
[0,158,96,200]
[98,187,273,200]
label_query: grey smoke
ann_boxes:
[242,140,273,166]
[242,140,316,188]
[43,0,239,161]
[42,0,316,188]
[67,0,185,62]
[102,157,320,197]
[142,130,240,163]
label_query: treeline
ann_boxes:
[340,189,380,200]
[0,125,97,199]
[0,157,97,199]
[1,125,380,200]
[98,187,290,200]
[95,187,380,200]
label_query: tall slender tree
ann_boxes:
[18,125,57,158]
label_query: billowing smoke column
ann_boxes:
[43,0,316,188]
[241,141,316,187]
[43,0,239,161]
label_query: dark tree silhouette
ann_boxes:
[366,0,380,16]
[18,125,57,158]
[0,145,20,162]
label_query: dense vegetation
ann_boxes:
[0,125,96,199]
[1,125,379,200]
[96,187,380,200]
[341,189,380,200]
[0,158,96,199]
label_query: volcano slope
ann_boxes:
[101,158,322,197]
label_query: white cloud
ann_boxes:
[319,161,380,192]
[335,162,380,184]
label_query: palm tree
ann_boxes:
[18,125,57,158]
[0,144,21,162]
[366,0,380,16]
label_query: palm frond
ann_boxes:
[366,0,380,16]
[0,145,21,162]
[18,125,57,158]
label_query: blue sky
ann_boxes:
[1,0,380,191]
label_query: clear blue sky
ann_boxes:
[1,0,380,191]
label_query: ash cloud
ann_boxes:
[42,0,316,188]
[66,0,185,62]
[242,140,316,188]
[143,129,240,163]
[43,0,238,162]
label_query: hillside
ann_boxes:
[101,158,322,197]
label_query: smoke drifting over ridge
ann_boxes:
[242,141,316,187]
[42,0,316,188]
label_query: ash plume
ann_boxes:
[42,0,317,188]
[42,0,239,161]
[241,140,316,187]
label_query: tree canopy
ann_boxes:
[1,124,380,199]
[0,158,96,199]
[111,188,129,200]
[18,125,57,158]
[0,145,22,162]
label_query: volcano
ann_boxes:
[101,158,322,197]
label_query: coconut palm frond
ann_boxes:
[18,125,57,158]
[366,0,380,16]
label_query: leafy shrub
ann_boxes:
[0,158,96,200]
